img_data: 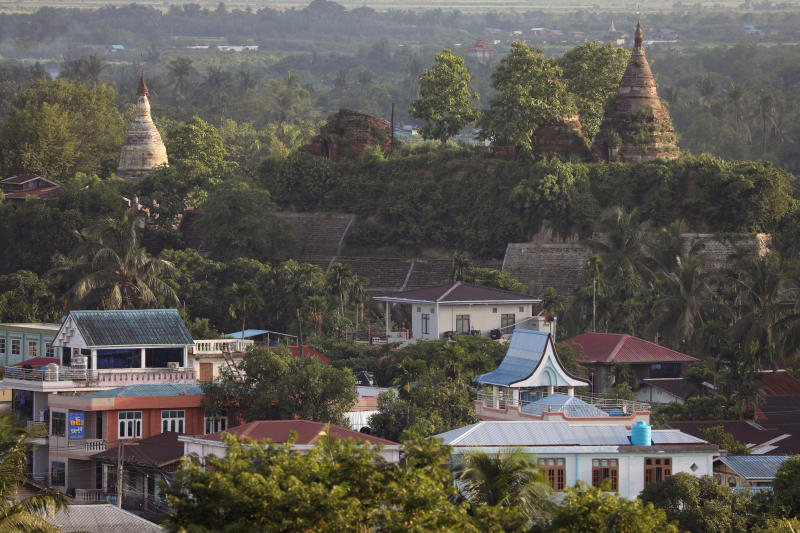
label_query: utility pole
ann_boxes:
[114,441,138,509]
[390,102,395,154]
[592,277,597,332]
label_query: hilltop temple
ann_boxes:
[117,73,168,180]
[593,21,680,163]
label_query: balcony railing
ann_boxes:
[191,339,254,355]
[68,439,107,453]
[476,390,650,416]
[74,488,111,504]
[2,365,196,386]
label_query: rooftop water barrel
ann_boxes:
[631,420,652,446]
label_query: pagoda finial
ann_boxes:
[635,20,643,48]
[138,70,149,97]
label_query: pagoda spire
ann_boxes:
[118,73,168,180]
[137,70,149,97]
[592,21,680,163]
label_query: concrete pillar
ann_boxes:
[140,348,146,369]
[385,302,390,339]
[512,388,520,407]
[182,346,188,368]
[90,349,97,371]
[548,385,554,396]
[492,385,499,409]
[568,387,574,397]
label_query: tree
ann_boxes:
[0,270,59,323]
[481,41,575,150]
[697,425,750,454]
[556,42,630,139]
[773,456,800,517]
[275,260,327,355]
[53,211,178,310]
[163,431,511,532]
[541,482,679,533]
[327,262,357,318]
[0,415,69,532]
[167,56,197,100]
[203,345,357,426]
[453,449,552,520]
[539,287,565,324]
[409,49,479,145]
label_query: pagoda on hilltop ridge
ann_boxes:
[593,21,680,163]
[117,72,168,180]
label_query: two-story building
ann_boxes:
[373,281,541,341]
[0,323,60,366]
[0,309,196,487]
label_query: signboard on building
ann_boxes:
[68,412,85,440]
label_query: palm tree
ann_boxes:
[167,56,197,100]
[53,211,178,310]
[726,83,751,142]
[228,282,259,340]
[203,65,232,110]
[756,90,779,154]
[453,449,552,519]
[539,287,565,332]
[350,275,368,331]
[0,415,69,532]
[450,251,472,282]
[82,54,107,88]
[327,263,355,317]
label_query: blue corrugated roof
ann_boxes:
[718,456,791,480]
[521,393,609,417]
[475,329,549,386]
[80,383,203,398]
[68,309,194,347]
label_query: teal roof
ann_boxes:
[80,383,203,398]
[475,329,549,386]
[67,309,194,347]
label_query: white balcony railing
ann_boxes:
[68,439,107,453]
[191,339,254,356]
[476,390,651,415]
[2,365,196,386]
[74,488,109,503]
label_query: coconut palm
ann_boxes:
[167,56,197,100]
[53,211,178,310]
[327,263,355,317]
[203,65,232,110]
[453,449,552,519]
[350,275,368,331]
[726,83,751,142]
[0,415,69,532]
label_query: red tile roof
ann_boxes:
[1,174,42,185]
[758,371,800,396]
[14,357,60,369]
[203,420,398,446]
[564,333,699,364]
[283,345,330,364]
[374,281,538,304]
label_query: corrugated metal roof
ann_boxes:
[373,281,539,303]
[564,333,699,364]
[758,371,800,396]
[475,330,548,386]
[80,383,202,398]
[69,309,194,347]
[718,455,791,480]
[521,393,609,418]
[47,504,164,532]
[434,421,708,447]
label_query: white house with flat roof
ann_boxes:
[373,282,541,341]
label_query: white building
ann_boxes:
[435,420,717,499]
[373,281,541,341]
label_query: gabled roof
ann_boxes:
[564,333,699,364]
[642,378,700,400]
[79,383,203,398]
[373,281,540,305]
[434,421,709,447]
[92,432,183,467]
[55,309,194,348]
[202,420,398,446]
[758,370,800,396]
[46,503,164,533]
[475,329,588,388]
[1,175,54,185]
[717,455,791,480]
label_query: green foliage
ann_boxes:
[639,473,754,533]
[410,49,479,144]
[541,482,679,533]
[460,267,528,293]
[557,42,631,140]
[203,345,357,426]
[481,41,575,150]
[164,431,505,532]
[0,79,124,180]
[0,270,59,323]
[651,396,737,425]
[697,425,750,454]
[772,456,800,517]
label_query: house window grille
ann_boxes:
[119,411,142,439]
[162,410,185,434]
[51,461,65,486]
[28,341,38,357]
[11,339,21,357]
[644,457,671,487]
[501,313,516,332]
[204,411,227,435]
[45,343,54,357]
[539,458,566,491]
[51,412,66,437]
[0,338,5,355]
[421,314,430,334]
[591,459,618,491]
[456,315,470,334]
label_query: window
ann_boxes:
[51,461,65,486]
[501,313,516,332]
[492,307,497,313]
[51,412,66,437]
[644,457,671,487]
[649,363,681,379]
[119,411,142,439]
[45,343,54,358]
[456,315,471,334]
[0,338,5,355]
[421,314,430,334]
[162,410,185,434]
[592,459,618,491]
[28,341,38,357]
[519,306,525,313]
[539,458,566,491]
[204,410,227,434]
[11,339,21,357]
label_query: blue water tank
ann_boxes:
[631,421,652,446]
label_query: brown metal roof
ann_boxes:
[758,370,800,396]
[373,281,538,304]
[565,333,699,364]
[202,420,398,446]
[92,432,184,467]
[642,378,698,399]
